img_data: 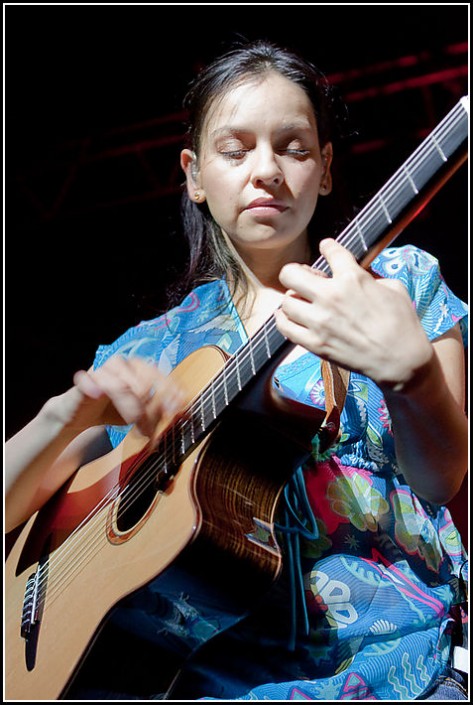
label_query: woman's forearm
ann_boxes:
[381,349,468,504]
[5,405,84,532]
[5,357,186,532]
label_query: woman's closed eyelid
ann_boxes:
[280,136,315,154]
[220,149,248,161]
[218,145,312,159]
[284,148,311,155]
[215,133,246,148]
[216,137,248,159]
[216,133,310,148]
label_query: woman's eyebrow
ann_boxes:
[211,121,314,139]
[211,126,249,139]
[277,121,314,133]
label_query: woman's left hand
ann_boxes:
[275,238,433,390]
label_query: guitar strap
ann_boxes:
[318,273,381,453]
[318,360,350,453]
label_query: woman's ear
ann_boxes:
[319,142,333,196]
[180,149,206,203]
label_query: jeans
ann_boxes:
[421,667,468,700]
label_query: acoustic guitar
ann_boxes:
[5,96,468,700]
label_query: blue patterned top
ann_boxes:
[93,245,468,700]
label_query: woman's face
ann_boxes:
[185,71,332,263]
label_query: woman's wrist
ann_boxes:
[40,386,90,436]
[377,341,435,397]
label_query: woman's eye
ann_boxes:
[220,150,248,160]
[218,144,310,160]
[283,148,310,157]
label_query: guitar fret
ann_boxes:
[211,381,217,419]
[379,194,393,224]
[249,339,256,376]
[200,394,206,431]
[431,133,448,162]
[221,365,239,402]
[235,358,242,391]
[263,325,271,358]
[403,165,419,194]
[356,219,369,252]
[222,364,229,406]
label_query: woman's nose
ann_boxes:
[251,147,284,187]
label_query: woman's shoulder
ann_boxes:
[370,244,441,280]
[93,279,239,370]
[136,279,231,330]
[371,244,467,342]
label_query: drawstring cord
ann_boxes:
[272,360,347,652]
[275,434,340,651]
[275,466,320,651]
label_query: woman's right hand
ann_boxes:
[44,356,186,439]
[5,355,186,532]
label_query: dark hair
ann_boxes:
[170,39,350,307]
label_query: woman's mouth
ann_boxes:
[245,198,288,214]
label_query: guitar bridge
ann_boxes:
[21,569,42,639]
[20,558,49,671]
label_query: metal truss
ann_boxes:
[10,42,468,226]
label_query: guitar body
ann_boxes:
[5,346,321,700]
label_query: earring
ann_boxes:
[194,191,201,201]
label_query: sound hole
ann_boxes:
[115,461,163,532]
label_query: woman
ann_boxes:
[6,40,468,700]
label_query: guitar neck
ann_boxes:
[319,95,468,274]
[154,96,468,475]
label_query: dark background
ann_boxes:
[6,6,469,478]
